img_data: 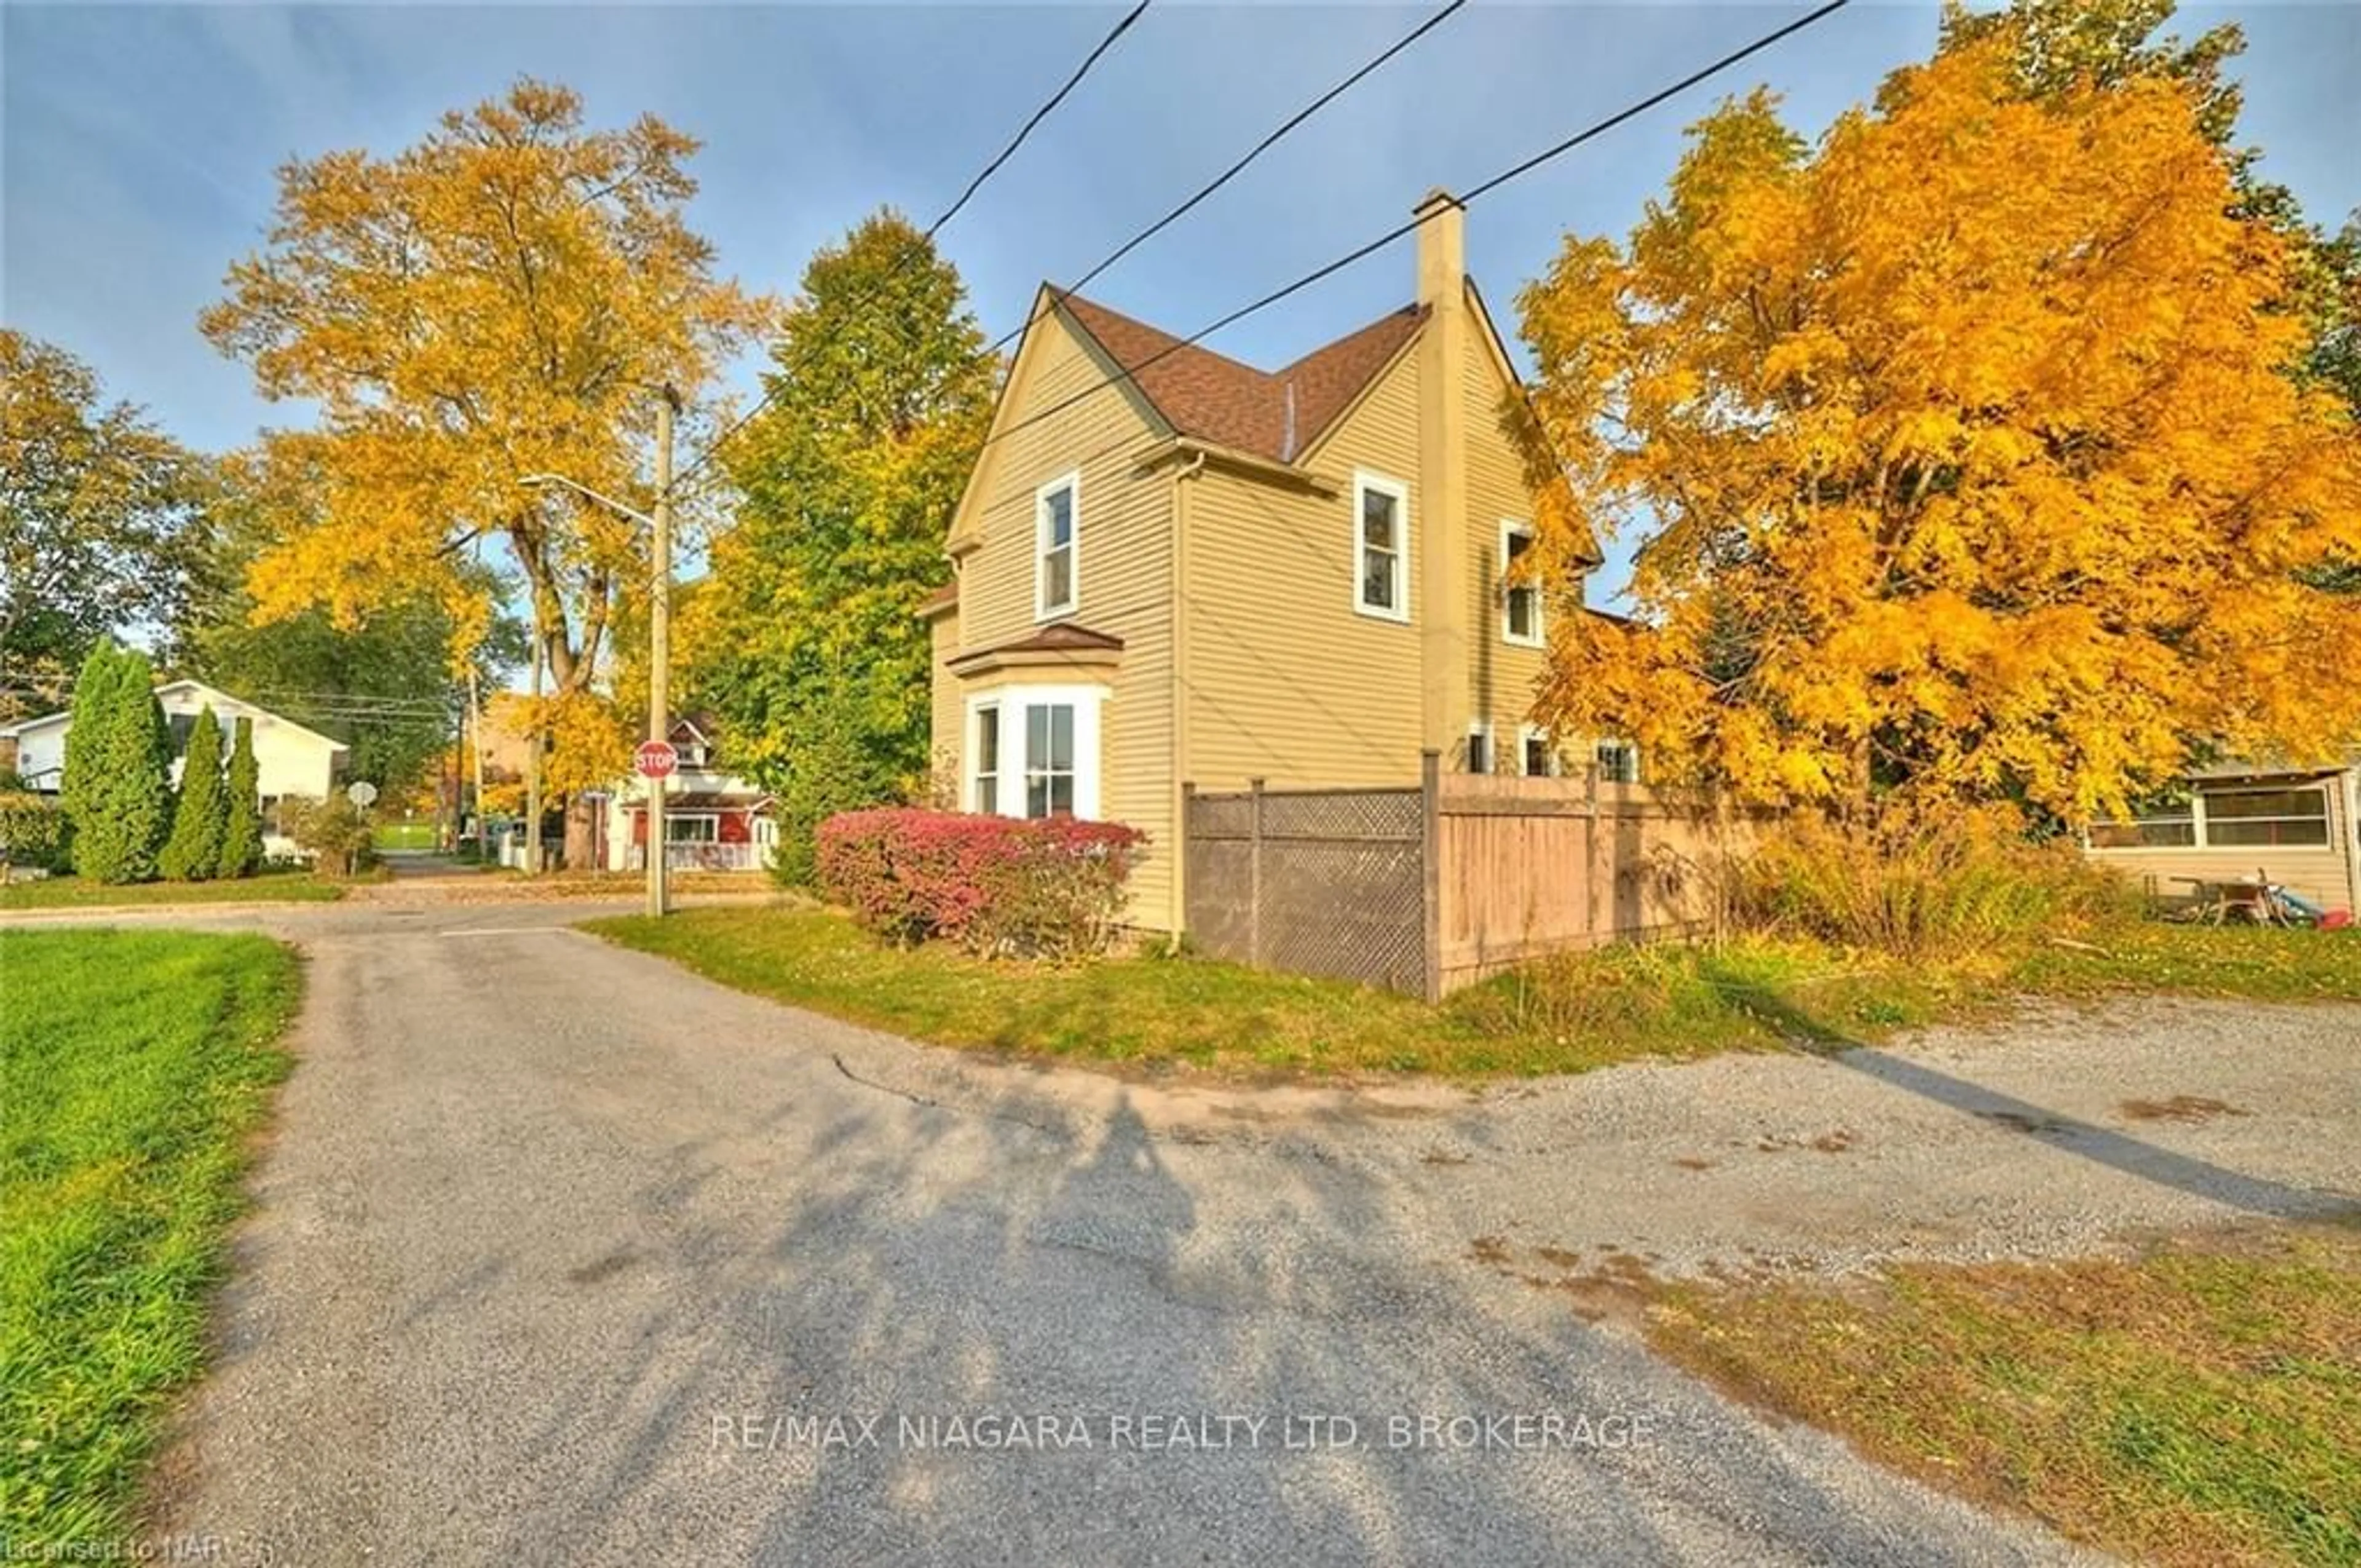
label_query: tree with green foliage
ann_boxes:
[691,210,996,882]
[59,643,175,883]
[218,717,263,878]
[1,332,214,722]
[177,457,528,799]
[158,706,227,881]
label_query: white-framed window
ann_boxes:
[2086,798,2196,848]
[1517,724,1555,778]
[2197,786,2330,847]
[1596,739,1641,785]
[964,686,1105,820]
[1023,703,1077,817]
[1501,521,1543,647]
[971,702,1002,815]
[2090,784,2328,849]
[1466,721,1493,776]
[1353,471,1409,622]
[1035,471,1079,620]
[665,815,718,844]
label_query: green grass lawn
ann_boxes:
[0,871,346,910]
[370,822,438,852]
[1644,1224,2361,1567]
[587,905,1744,1077]
[0,928,299,1550]
[586,906,2361,1080]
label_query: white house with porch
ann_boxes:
[586,714,775,873]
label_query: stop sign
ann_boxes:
[635,740,679,779]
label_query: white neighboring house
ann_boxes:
[2,678,349,859]
[583,714,775,873]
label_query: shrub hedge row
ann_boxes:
[816,808,1146,961]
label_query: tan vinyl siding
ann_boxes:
[1182,349,1426,795]
[2086,772,2357,913]
[927,611,962,804]
[1463,325,1555,769]
[939,310,1178,928]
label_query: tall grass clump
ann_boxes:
[1731,801,2131,957]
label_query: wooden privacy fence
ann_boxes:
[1184,753,1759,1001]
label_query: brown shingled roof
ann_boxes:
[1056,293,1425,465]
[951,623,1125,663]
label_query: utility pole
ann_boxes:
[516,382,678,914]
[523,630,544,873]
[467,667,488,863]
[647,386,677,919]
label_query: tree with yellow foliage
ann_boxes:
[202,81,765,818]
[1516,39,2361,822]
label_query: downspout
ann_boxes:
[1170,448,1206,946]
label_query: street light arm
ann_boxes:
[518,472,657,529]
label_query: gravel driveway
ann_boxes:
[24,899,2347,1564]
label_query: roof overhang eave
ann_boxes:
[1134,435,1337,496]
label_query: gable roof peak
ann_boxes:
[1051,289,1425,467]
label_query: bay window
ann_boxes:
[972,702,1001,815]
[965,686,1104,820]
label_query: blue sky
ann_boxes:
[7,1,2357,604]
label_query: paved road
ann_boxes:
[38,901,2151,1564]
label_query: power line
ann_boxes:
[986,0,1471,358]
[668,0,1153,494]
[975,0,1856,459]
[933,0,1153,237]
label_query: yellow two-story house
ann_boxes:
[925,192,1603,933]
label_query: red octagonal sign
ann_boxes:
[635,740,679,779]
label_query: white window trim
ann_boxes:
[964,697,1002,815]
[1351,469,1411,624]
[1500,519,1544,648]
[1034,470,1080,622]
[1466,721,1495,777]
[1516,723,1556,777]
[2088,782,2332,852]
[963,684,1107,820]
[1594,737,1642,786]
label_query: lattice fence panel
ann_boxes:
[1189,794,1256,840]
[1184,838,1257,962]
[1184,786,1427,997]
[1259,839,1425,994]
[1259,789,1422,842]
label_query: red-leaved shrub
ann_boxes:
[815,808,1147,960]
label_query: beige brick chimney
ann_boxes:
[1413,189,1471,761]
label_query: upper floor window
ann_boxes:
[1036,472,1079,620]
[1501,522,1543,647]
[1354,472,1409,622]
[1518,724,1555,778]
